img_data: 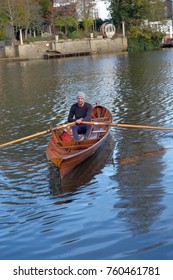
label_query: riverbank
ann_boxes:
[0,36,128,61]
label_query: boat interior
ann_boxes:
[52,117,110,155]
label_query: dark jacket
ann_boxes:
[68,102,92,122]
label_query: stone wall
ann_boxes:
[1,37,127,60]
[5,46,18,58]
[52,37,127,55]
[17,41,50,59]
[50,38,91,54]
[0,47,5,58]
[90,37,127,53]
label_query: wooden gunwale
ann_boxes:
[57,132,108,177]
[63,134,107,159]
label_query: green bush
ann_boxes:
[0,29,6,40]
[68,30,88,39]
[58,32,66,39]
[25,36,53,43]
[68,31,82,39]
[127,26,163,52]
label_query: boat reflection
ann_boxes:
[48,134,114,197]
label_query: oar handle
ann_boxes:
[51,121,75,132]
[82,121,110,126]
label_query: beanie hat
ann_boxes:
[76,91,85,99]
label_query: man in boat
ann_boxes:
[68,92,92,141]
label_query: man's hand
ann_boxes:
[75,118,83,124]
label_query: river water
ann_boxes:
[0,50,173,260]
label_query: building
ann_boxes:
[92,0,109,20]
[52,0,110,19]
[145,1,173,40]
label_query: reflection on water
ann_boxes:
[118,148,165,164]
[1,51,173,260]
[111,121,165,236]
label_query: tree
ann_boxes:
[108,0,165,51]
[53,1,78,35]
[15,0,43,39]
[77,0,95,32]
[0,0,19,44]
[82,14,93,33]
[0,0,44,43]
[108,0,164,31]
[55,15,78,35]
[0,12,8,39]
[39,0,52,29]
[147,0,164,22]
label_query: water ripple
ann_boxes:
[1,51,173,260]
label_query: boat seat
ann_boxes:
[91,117,109,122]
[89,134,98,139]
[92,129,107,133]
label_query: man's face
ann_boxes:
[77,96,85,107]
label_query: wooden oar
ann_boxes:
[0,122,75,148]
[82,121,173,131]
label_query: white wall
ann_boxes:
[95,0,110,20]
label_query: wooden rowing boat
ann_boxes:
[46,105,112,178]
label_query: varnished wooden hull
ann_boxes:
[46,105,112,178]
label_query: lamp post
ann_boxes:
[122,17,125,37]
[122,21,125,37]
